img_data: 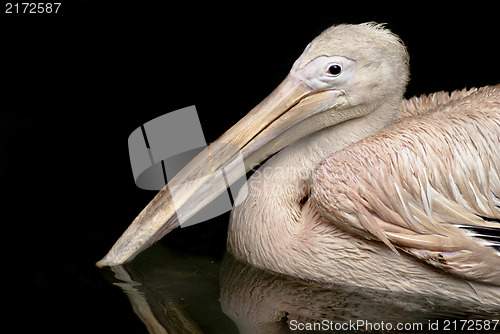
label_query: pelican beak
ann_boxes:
[97,73,344,267]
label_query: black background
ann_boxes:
[1,1,498,333]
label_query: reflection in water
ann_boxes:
[221,256,500,333]
[108,243,237,334]
[108,243,500,333]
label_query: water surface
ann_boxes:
[103,219,500,334]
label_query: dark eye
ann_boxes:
[328,64,342,76]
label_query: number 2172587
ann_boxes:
[5,3,61,14]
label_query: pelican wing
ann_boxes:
[313,86,500,285]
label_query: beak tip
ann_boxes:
[95,260,106,269]
[96,250,129,268]
[95,255,114,268]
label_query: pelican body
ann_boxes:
[98,23,500,305]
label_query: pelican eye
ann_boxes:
[327,64,342,76]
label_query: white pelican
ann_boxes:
[98,23,500,304]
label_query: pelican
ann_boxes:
[98,23,500,304]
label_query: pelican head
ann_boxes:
[293,23,409,108]
[98,22,410,267]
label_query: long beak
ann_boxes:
[97,74,343,267]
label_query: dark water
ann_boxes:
[98,217,500,334]
[21,211,500,334]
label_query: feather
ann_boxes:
[313,85,500,285]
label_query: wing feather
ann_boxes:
[313,85,500,285]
